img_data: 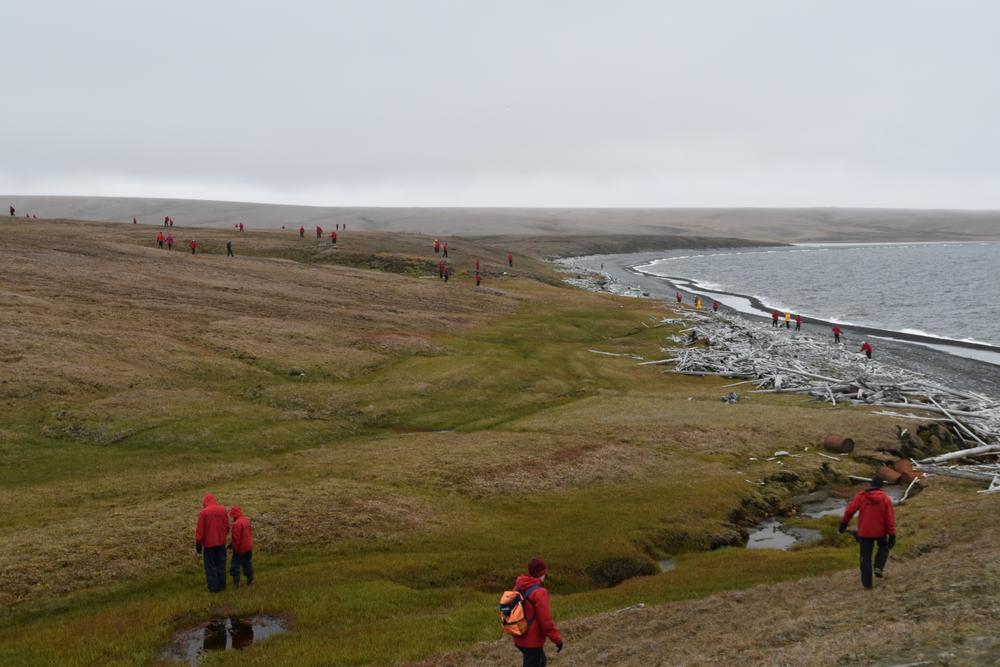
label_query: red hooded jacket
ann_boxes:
[842,488,896,538]
[195,494,229,548]
[230,506,254,553]
[511,575,563,649]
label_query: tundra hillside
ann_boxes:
[0,219,995,666]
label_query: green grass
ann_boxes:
[0,252,918,666]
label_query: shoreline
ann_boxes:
[557,251,1000,398]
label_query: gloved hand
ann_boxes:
[887,534,896,549]
[556,642,563,653]
[838,522,847,534]
[195,543,203,555]
[226,543,232,551]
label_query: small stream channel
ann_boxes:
[746,485,905,550]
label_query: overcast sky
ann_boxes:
[2,1,999,208]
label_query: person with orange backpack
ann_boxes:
[499,557,563,666]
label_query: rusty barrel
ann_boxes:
[823,434,855,454]
[876,465,903,484]
[893,458,925,482]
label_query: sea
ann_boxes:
[637,242,999,345]
[565,241,1000,393]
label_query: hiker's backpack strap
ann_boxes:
[519,584,542,607]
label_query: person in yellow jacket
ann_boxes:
[784,311,791,329]
[694,296,702,309]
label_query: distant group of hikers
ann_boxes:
[673,290,875,358]
[195,494,254,592]
[432,239,511,287]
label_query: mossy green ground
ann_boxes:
[0,220,921,666]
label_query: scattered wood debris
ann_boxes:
[652,311,1000,490]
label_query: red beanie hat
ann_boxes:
[528,557,548,578]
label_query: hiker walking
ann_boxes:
[475,271,481,287]
[188,239,198,255]
[713,300,720,313]
[509,558,563,667]
[299,226,305,238]
[507,253,513,268]
[315,225,323,239]
[839,476,896,589]
[195,494,230,592]
[443,242,449,258]
[771,310,780,328]
[676,291,682,304]
[133,217,137,224]
[335,223,340,231]
[443,266,450,283]
[166,234,174,250]
[438,260,445,279]
[860,341,873,359]
[784,311,791,329]
[795,313,802,331]
[238,222,244,232]
[694,296,702,309]
[330,231,337,245]
[226,240,234,257]
[8,204,14,216]
[228,506,254,587]
[164,216,169,226]
[832,325,842,343]
[434,239,440,254]
[156,231,165,249]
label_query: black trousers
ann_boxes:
[203,546,227,592]
[518,647,547,667]
[230,551,254,585]
[858,537,890,589]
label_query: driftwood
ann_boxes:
[650,310,1000,490]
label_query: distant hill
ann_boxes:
[4,195,1000,242]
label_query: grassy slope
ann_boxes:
[0,219,992,666]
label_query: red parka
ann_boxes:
[195,494,229,548]
[511,575,563,649]
[229,506,254,553]
[842,488,896,538]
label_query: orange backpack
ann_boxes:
[498,584,541,637]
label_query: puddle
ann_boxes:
[658,558,676,572]
[162,616,288,665]
[795,485,906,518]
[751,484,910,550]
[746,519,823,550]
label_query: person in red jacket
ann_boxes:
[795,313,802,331]
[507,253,513,268]
[443,266,450,283]
[195,494,230,592]
[713,300,720,313]
[675,291,682,304]
[840,476,896,589]
[330,230,337,245]
[315,225,323,238]
[510,558,563,666]
[832,325,842,343]
[166,234,174,250]
[228,506,254,587]
[156,231,165,249]
[860,341,873,359]
[299,225,305,238]
[188,239,198,255]
[475,271,481,287]
[443,242,449,258]
[771,309,780,328]
[434,239,440,254]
